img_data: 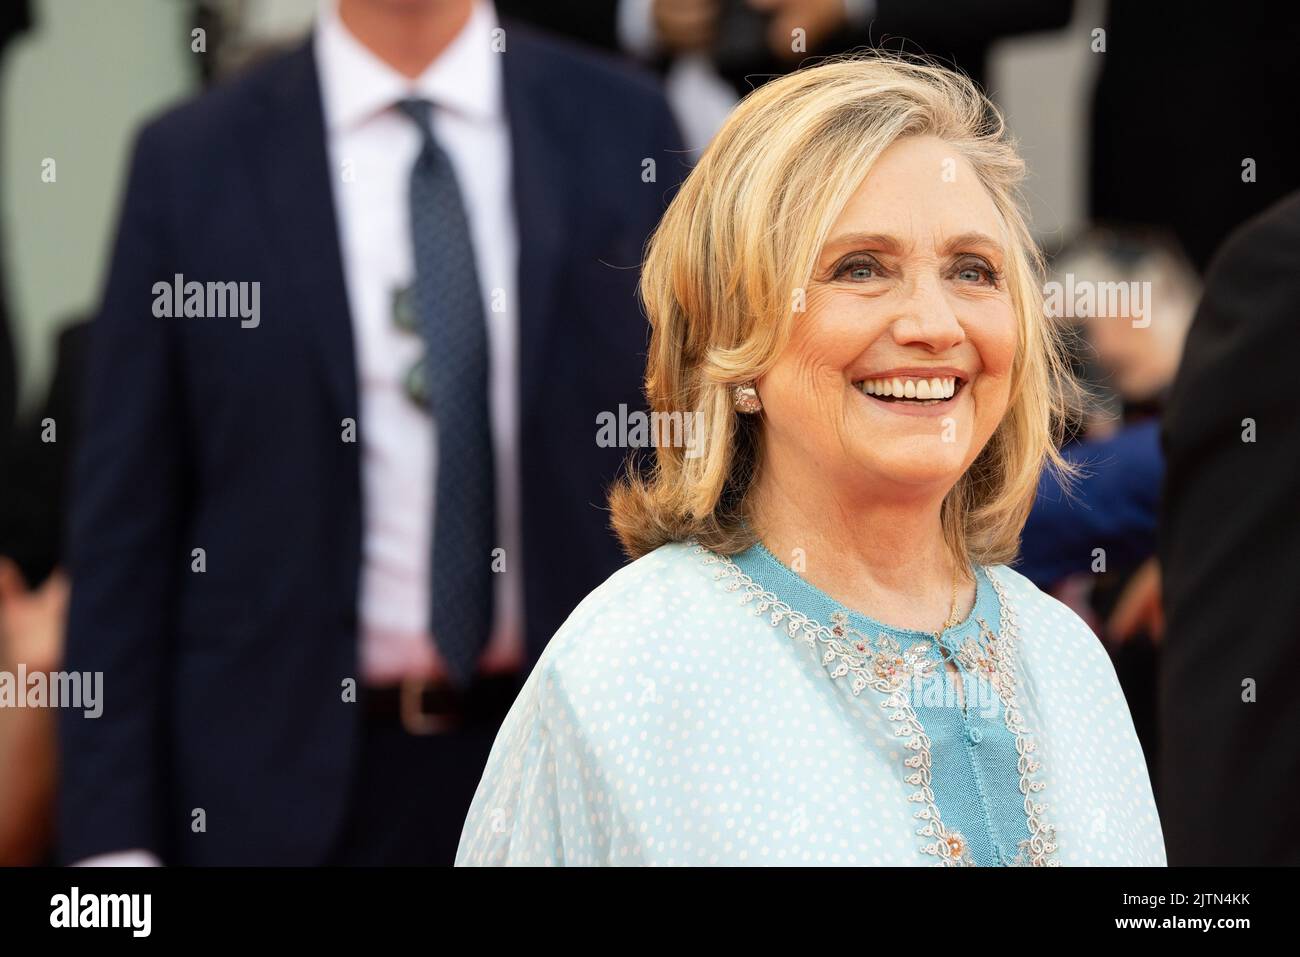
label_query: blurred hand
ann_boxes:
[0,558,70,674]
[1106,557,1164,646]
[749,0,850,63]
[653,0,722,54]
[0,559,66,865]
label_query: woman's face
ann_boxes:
[757,135,1018,501]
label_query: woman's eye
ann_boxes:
[954,259,999,285]
[836,258,879,281]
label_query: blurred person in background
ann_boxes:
[0,327,101,869]
[59,0,683,867]
[1018,230,1198,789]
[0,555,67,865]
[497,0,1074,151]
[1159,191,1300,865]
[0,318,87,865]
[0,0,63,868]
[1020,232,1198,595]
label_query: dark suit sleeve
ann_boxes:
[58,123,186,862]
[1158,191,1300,865]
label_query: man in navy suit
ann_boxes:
[59,0,683,866]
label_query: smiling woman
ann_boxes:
[456,54,1165,867]
[614,60,1079,572]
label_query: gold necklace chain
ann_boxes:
[935,560,964,639]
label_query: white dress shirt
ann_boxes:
[318,0,524,684]
[80,0,523,867]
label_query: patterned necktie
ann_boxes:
[395,97,496,688]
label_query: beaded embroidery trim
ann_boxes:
[697,544,1059,867]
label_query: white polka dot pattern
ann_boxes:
[455,542,1167,866]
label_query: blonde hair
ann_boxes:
[610,54,1083,565]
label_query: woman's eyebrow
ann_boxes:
[821,231,906,255]
[821,231,1005,259]
[942,231,1005,259]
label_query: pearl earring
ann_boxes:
[732,382,762,414]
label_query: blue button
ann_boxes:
[968,727,983,744]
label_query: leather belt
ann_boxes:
[362,672,521,736]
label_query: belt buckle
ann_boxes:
[400,676,458,736]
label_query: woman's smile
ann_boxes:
[851,368,971,417]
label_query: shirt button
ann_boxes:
[967,727,983,745]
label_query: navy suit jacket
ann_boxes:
[59,28,684,865]
[1016,420,1164,590]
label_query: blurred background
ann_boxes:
[2,0,1105,409]
[2,0,1297,867]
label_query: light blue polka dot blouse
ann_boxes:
[457,541,1166,866]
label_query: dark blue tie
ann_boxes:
[395,97,495,688]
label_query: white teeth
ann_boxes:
[857,375,960,400]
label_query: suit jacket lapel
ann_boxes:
[246,39,358,422]
[502,35,571,424]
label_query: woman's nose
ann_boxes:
[891,278,965,351]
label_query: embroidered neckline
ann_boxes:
[696,543,1059,867]
[747,539,992,642]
